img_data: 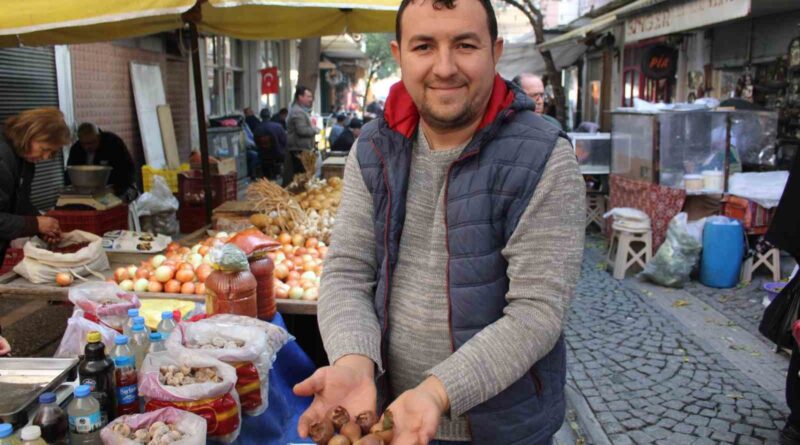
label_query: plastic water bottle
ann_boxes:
[32,392,68,444]
[156,311,177,340]
[147,332,166,354]
[129,323,150,370]
[122,309,139,337]
[0,423,21,445]
[67,385,103,445]
[18,426,46,445]
[132,317,150,335]
[110,335,135,369]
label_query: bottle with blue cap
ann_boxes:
[129,323,150,370]
[0,423,21,445]
[32,391,67,444]
[67,385,103,444]
[132,316,150,335]
[123,308,139,337]
[113,356,138,416]
[156,311,177,340]
[111,335,134,370]
[147,332,166,354]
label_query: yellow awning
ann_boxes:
[0,0,194,47]
[199,0,399,40]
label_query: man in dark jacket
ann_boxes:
[244,107,261,133]
[66,123,137,201]
[294,0,584,444]
[253,116,288,180]
[330,118,362,152]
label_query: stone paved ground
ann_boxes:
[566,237,788,444]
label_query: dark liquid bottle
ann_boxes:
[78,331,116,424]
[113,356,139,416]
[32,392,68,444]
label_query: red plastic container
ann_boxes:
[178,205,208,234]
[0,247,23,274]
[178,170,237,209]
[47,204,128,236]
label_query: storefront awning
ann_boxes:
[537,0,667,51]
[199,0,399,40]
[0,0,193,47]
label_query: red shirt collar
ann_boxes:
[383,74,514,139]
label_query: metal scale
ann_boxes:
[55,185,122,210]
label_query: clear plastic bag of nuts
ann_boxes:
[99,407,206,445]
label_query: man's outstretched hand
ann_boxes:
[293,354,377,438]
[384,376,449,445]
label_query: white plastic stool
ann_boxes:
[607,225,653,280]
[741,248,781,282]
[586,194,606,230]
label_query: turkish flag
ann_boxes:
[260,67,279,95]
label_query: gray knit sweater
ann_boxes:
[318,131,585,441]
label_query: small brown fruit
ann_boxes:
[353,434,384,445]
[328,435,351,445]
[355,411,378,435]
[310,419,335,445]
[327,406,351,430]
[340,421,362,442]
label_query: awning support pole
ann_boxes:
[188,21,213,224]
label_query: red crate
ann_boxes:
[47,204,128,236]
[0,247,23,275]
[178,170,237,209]
[178,205,208,234]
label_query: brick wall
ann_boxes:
[71,42,192,170]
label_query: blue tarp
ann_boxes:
[213,312,315,445]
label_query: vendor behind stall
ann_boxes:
[66,123,137,201]
[1,107,69,263]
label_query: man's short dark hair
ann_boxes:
[336,114,346,123]
[279,108,288,116]
[395,0,498,45]
[294,86,312,101]
[259,108,271,120]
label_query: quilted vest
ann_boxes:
[356,79,567,445]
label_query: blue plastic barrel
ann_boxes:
[700,218,744,288]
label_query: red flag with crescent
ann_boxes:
[260,67,279,95]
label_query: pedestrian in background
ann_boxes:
[285,86,316,185]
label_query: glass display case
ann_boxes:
[611,112,658,183]
[568,133,611,174]
[610,109,773,192]
[657,111,727,189]
[728,110,779,168]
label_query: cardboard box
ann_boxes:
[191,157,237,175]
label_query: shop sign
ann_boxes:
[260,67,279,95]
[641,45,678,80]
[625,0,751,42]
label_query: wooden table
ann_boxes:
[0,226,317,316]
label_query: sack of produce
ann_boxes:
[69,282,141,331]
[55,312,118,358]
[166,320,271,416]
[138,350,241,443]
[100,407,206,445]
[13,230,109,284]
[202,313,292,364]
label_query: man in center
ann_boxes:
[295,1,584,444]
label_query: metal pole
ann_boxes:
[189,21,213,224]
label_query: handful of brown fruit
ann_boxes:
[309,406,394,445]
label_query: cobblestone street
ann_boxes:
[565,236,790,444]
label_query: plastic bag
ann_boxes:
[55,312,118,358]
[209,244,250,272]
[639,213,703,288]
[68,282,141,331]
[202,313,293,364]
[166,321,271,416]
[14,230,110,284]
[139,350,241,443]
[100,407,206,445]
[136,176,179,216]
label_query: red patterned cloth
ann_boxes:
[609,175,687,249]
